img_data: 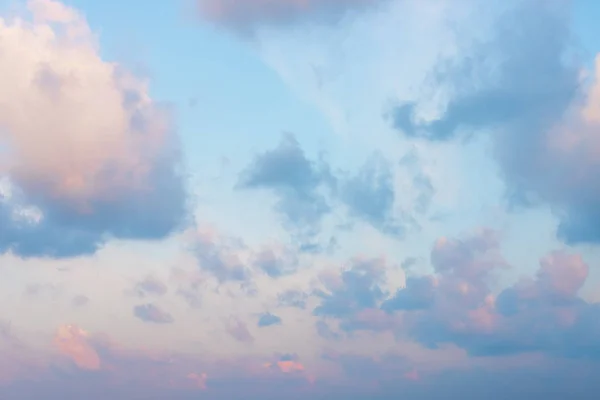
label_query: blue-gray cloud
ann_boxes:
[238,134,420,245]
[197,0,388,36]
[133,276,168,297]
[133,304,174,324]
[378,231,600,359]
[391,0,600,245]
[237,133,333,246]
[191,231,250,283]
[253,247,298,278]
[338,153,405,237]
[226,318,254,343]
[277,289,308,309]
[313,258,387,321]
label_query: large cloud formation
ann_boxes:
[392,0,600,244]
[0,0,187,257]
[197,0,386,34]
[309,228,600,359]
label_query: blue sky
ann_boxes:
[1,0,600,398]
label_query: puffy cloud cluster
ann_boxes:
[0,0,187,258]
[393,0,600,245]
[238,134,420,249]
[196,0,387,35]
[310,228,600,359]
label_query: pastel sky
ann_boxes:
[2,0,600,398]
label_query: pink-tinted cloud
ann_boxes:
[4,323,600,399]
[197,0,386,34]
[359,232,600,358]
[186,372,208,389]
[0,0,187,258]
[54,325,101,370]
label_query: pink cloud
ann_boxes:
[404,369,420,381]
[3,322,600,399]
[186,372,208,389]
[265,360,305,373]
[0,0,187,257]
[54,325,101,370]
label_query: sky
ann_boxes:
[1,0,600,398]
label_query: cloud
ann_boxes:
[187,372,208,390]
[196,0,387,35]
[315,320,341,340]
[313,257,388,324]
[257,312,282,327]
[133,276,168,297]
[239,134,415,245]
[0,0,188,258]
[237,133,333,245]
[253,246,298,278]
[4,322,600,399]
[54,324,101,370]
[297,227,600,359]
[375,232,600,358]
[133,304,174,324]
[277,289,308,309]
[391,0,600,245]
[226,317,254,343]
[190,228,251,283]
[4,323,320,398]
[338,152,406,237]
[381,275,436,311]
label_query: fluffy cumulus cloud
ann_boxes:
[0,0,187,258]
[312,229,600,359]
[196,0,387,34]
[392,0,600,245]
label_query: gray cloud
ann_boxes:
[253,247,298,278]
[133,276,168,297]
[338,152,406,237]
[197,0,387,36]
[133,304,174,324]
[391,0,600,245]
[313,258,387,321]
[277,289,308,309]
[238,134,420,246]
[237,133,333,246]
[192,232,250,283]
[226,318,254,343]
